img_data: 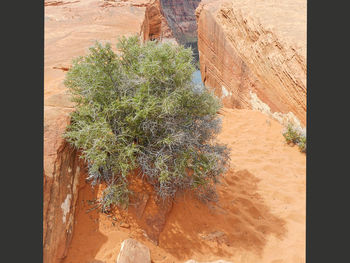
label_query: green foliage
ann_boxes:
[100,182,131,213]
[64,36,230,210]
[283,123,306,153]
[297,136,306,153]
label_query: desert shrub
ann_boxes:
[63,36,230,210]
[283,123,306,153]
[297,136,306,153]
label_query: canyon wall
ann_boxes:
[160,0,201,59]
[44,0,165,262]
[196,0,307,125]
[141,0,173,41]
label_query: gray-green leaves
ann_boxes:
[64,36,229,211]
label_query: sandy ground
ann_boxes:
[62,108,306,263]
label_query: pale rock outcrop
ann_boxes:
[116,239,151,263]
[44,1,162,262]
[196,0,306,125]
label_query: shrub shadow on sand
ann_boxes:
[158,169,287,260]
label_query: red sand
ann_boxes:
[63,108,306,263]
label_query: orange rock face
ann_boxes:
[196,0,306,125]
[44,0,163,262]
[141,0,173,41]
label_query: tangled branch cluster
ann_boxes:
[64,36,230,210]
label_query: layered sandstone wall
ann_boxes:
[196,0,306,125]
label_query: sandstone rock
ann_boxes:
[141,0,173,41]
[160,0,201,47]
[196,0,306,126]
[44,1,160,262]
[198,231,229,245]
[185,260,233,263]
[120,222,131,228]
[116,239,151,263]
[43,120,85,263]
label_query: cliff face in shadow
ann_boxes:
[196,0,306,125]
[160,0,201,60]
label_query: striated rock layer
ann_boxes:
[43,139,85,263]
[196,0,306,125]
[44,0,168,262]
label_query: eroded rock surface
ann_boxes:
[196,0,306,125]
[185,260,233,263]
[116,239,151,263]
[43,140,85,263]
[141,0,173,41]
